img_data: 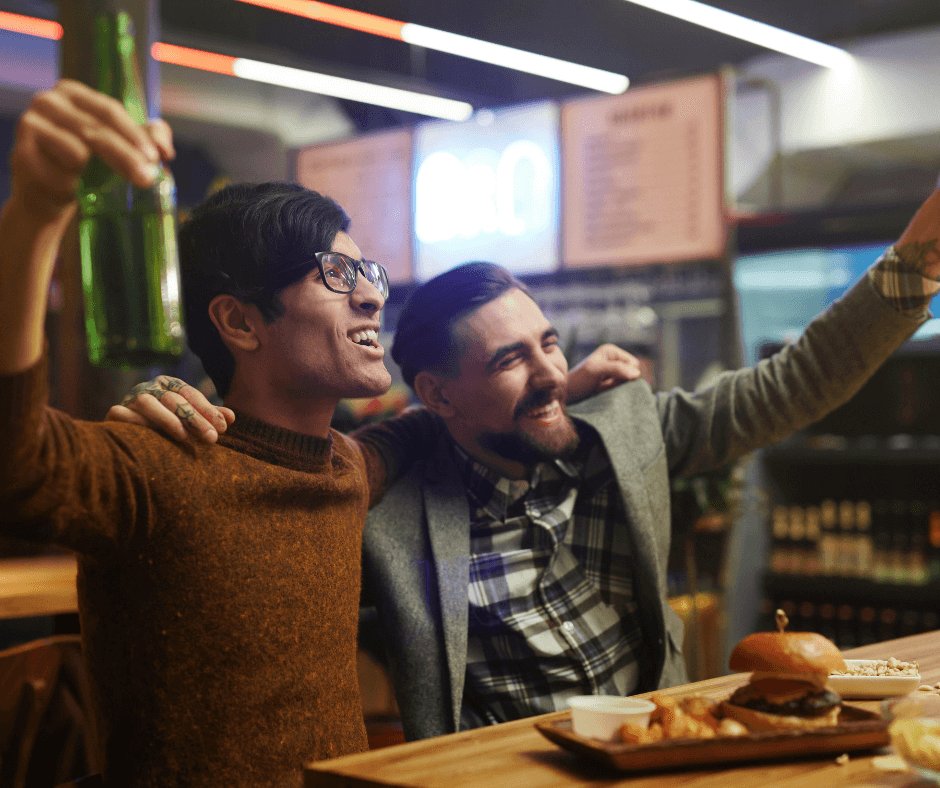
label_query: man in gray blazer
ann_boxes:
[350,168,940,735]
[115,189,940,742]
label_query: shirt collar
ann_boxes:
[451,440,579,521]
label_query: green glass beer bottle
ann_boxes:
[77,10,184,368]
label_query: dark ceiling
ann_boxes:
[10,0,940,129]
[158,0,940,130]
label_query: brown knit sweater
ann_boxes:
[0,356,380,787]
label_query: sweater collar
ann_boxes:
[219,409,334,471]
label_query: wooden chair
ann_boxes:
[0,635,99,788]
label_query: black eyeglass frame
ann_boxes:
[312,251,390,301]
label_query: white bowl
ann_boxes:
[567,695,656,742]
[826,660,922,699]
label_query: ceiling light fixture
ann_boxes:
[0,10,62,39]
[618,0,853,68]
[153,42,474,121]
[0,12,473,121]
[233,0,630,94]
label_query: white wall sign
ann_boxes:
[562,73,727,268]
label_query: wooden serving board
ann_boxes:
[535,704,890,773]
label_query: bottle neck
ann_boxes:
[93,11,148,126]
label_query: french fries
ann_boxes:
[889,718,940,771]
[618,694,749,745]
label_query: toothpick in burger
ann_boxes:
[720,610,846,732]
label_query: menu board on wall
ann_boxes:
[295,129,413,283]
[562,73,727,268]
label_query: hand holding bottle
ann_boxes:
[10,79,174,221]
[0,79,175,375]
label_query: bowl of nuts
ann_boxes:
[826,658,921,699]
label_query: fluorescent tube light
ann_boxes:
[400,24,629,94]
[0,10,62,39]
[234,0,629,93]
[619,0,853,68]
[231,58,474,120]
[152,43,473,120]
[0,12,473,121]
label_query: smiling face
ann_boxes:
[436,288,579,477]
[255,231,392,401]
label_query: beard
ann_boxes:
[477,413,580,465]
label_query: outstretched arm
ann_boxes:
[0,80,173,374]
[658,184,940,479]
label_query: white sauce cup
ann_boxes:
[567,695,656,741]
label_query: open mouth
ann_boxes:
[350,329,380,349]
[523,400,563,425]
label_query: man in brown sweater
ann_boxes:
[0,80,421,786]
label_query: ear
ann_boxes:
[208,294,262,353]
[413,371,457,418]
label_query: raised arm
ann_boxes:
[658,185,940,478]
[0,81,178,551]
[0,80,172,374]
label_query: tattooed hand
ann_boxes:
[108,376,235,443]
[894,186,940,280]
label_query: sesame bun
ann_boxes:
[729,631,846,677]
[719,702,840,732]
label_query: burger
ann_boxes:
[720,623,846,732]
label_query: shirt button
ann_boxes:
[563,621,575,631]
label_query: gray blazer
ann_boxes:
[360,274,926,742]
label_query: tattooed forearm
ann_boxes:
[895,239,940,276]
[121,382,169,407]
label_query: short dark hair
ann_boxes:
[391,262,530,388]
[179,182,350,397]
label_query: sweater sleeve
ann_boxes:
[656,269,929,478]
[0,354,162,557]
[350,407,443,508]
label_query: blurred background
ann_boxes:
[3,0,940,715]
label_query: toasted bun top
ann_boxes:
[728,631,846,676]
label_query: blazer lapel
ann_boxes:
[571,398,669,682]
[423,442,471,732]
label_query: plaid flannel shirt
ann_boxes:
[456,427,645,728]
[455,245,937,730]
[869,245,940,316]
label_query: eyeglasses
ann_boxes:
[313,252,390,300]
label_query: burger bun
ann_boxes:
[729,631,846,677]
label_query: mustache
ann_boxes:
[513,388,564,420]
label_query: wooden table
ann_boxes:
[305,630,940,788]
[0,554,78,620]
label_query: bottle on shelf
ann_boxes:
[803,505,822,577]
[855,500,873,579]
[838,499,857,576]
[820,499,838,576]
[888,500,909,584]
[769,505,790,574]
[907,500,929,585]
[788,505,807,575]
[872,499,892,582]
[77,9,185,368]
